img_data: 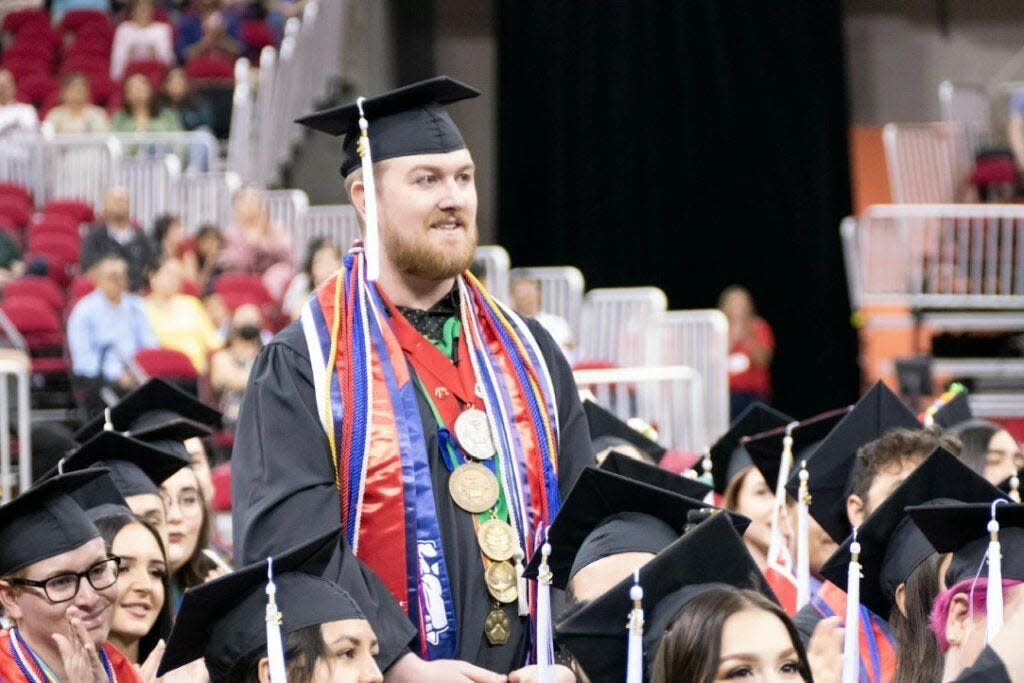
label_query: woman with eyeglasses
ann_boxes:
[162,466,226,611]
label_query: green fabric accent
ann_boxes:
[428,316,461,359]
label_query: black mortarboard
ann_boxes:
[0,470,107,575]
[73,378,221,442]
[785,382,921,543]
[524,467,749,589]
[556,512,775,682]
[706,402,794,494]
[295,76,480,177]
[907,501,1024,587]
[71,471,133,522]
[598,451,712,501]
[584,400,666,463]
[30,422,80,483]
[930,391,973,430]
[45,431,187,497]
[159,528,363,681]
[743,407,851,496]
[127,417,212,464]
[818,448,1002,617]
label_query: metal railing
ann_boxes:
[882,122,972,203]
[263,189,310,253]
[177,171,243,234]
[659,309,730,445]
[508,266,585,340]
[578,287,668,367]
[301,204,361,258]
[939,81,992,155]
[118,154,182,231]
[475,245,510,302]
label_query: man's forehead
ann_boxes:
[381,149,475,172]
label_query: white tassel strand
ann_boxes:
[796,460,811,610]
[536,542,554,682]
[514,547,529,617]
[355,97,380,281]
[265,557,288,683]
[767,422,799,566]
[842,528,861,683]
[987,499,1010,643]
[626,570,644,683]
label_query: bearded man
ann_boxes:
[231,77,590,682]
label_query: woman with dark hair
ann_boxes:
[282,236,342,319]
[888,554,945,683]
[158,66,214,132]
[111,73,182,134]
[951,419,1023,485]
[162,466,228,610]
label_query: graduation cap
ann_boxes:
[158,528,362,682]
[71,471,133,522]
[907,501,1024,587]
[73,378,221,443]
[928,390,972,430]
[705,402,794,494]
[30,422,79,484]
[44,431,187,498]
[599,451,712,501]
[783,382,921,543]
[0,469,108,575]
[126,417,213,464]
[295,76,480,178]
[555,512,775,682]
[584,400,666,464]
[742,406,851,496]
[524,467,749,589]
[818,448,1002,618]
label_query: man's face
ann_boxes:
[0,70,15,104]
[847,452,926,527]
[511,279,542,316]
[0,538,116,650]
[94,259,128,303]
[103,188,131,225]
[374,149,478,281]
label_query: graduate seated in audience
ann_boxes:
[144,255,223,374]
[583,400,666,466]
[162,463,225,607]
[950,419,1024,486]
[0,471,144,682]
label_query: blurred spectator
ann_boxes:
[42,72,110,134]
[111,73,183,133]
[81,186,159,292]
[510,275,575,360]
[194,223,225,292]
[176,0,242,63]
[719,285,775,419]
[144,256,223,373]
[51,0,111,22]
[265,0,308,40]
[0,69,39,134]
[110,0,175,81]
[282,237,341,319]
[158,67,214,132]
[0,232,24,286]
[152,213,200,284]
[1009,90,1024,186]
[67,254,158,413]
[221,186,293,299]
[0,1,44,25]
[209,303,263,429]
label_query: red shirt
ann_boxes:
[0,630,142,683]
[728,317,774,395]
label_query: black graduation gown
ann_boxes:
[953,646,1011,682]
[231,316,593,674]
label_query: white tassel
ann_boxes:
[699,449,713,488]
[103,407,114,431]
[987,499,1010,643]
[355,97,380,282]
[842,529,861,683]
[265,557,288,683]
[625,570,644,683]
[1010,475,1021,504]
[796,460,811,610]
[767,422,798,566]
[536,542,554,682]
[514,547,529,617]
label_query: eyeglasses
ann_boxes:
[9,556,121,603]
[162,490,203,514]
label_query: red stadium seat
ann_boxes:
[0,197,32,229]
[180,278,201,298]
[0,183,33,209]
[14,72,59,107]
[1,294,64,349]
[214,272,273,303]
[4,41,57,67]
[241,20,275,60]
[63,35,114,58]
[4,277,65,315]
[132,349,198,396]
[28,233,80,264]
[59,9,112,35]
[60,53,111,78]
[2,9,48,35]
[68,275,95,308]
[29,214,80,239]
[43,199,95,225]
[0,56,47,81]
[0,219,22,248]
[211,461,232,511]
[184,54,235,81]
[123,59,168,90]
[14,20,63,52]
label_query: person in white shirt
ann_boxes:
[511,275,576,361]
[110,0,175,81]
[0,69,39,135]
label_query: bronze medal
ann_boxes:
[484,605,511,646]
[448,462,500,514]
[485,560,519,604]
[477,519,517,562]
[454,408,495,460]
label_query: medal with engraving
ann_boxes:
[454,408,495,460]
[485,560,519,604]
[448,462,500,514]
[477,518,517,562]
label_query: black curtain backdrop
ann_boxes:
[497,1,859,418]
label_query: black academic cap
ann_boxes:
[71,471,133,522]
[707,402,794,494]
[295,76,480,177]
[159,528,363,682]
[785,382,921,543]
[524,467,749,589]
[30,421,79,483]
[907,501,1024,587]
[930,392,973,430]
[73,378,221,442]
[743,407,851,497]
[0,470,107,575]
[818,448,1002,618]
[584,400,666,463]
[556,512,775,682]
[599,451,712,501]
[127,417,212,464]
[45,431,187,497]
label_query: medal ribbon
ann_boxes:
[812,583,896,683]
[9,628,116,683]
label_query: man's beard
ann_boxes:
[383,210,478,281]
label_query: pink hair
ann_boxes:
[930,578,1023,651]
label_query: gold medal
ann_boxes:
[454,408,495,460]
[485,560,518,604]
[484,605,511,646]
[477,519,517,562]
[448,462,500,514]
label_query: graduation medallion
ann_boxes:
[485,560,519,603]
[484,605,511,646]
[454,408,495,460]
[449,462,500,513]
[477,519,517,562]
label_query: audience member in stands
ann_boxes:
[67,254,159,412]
[176,0,242,63]
[282,236,342,319]
[209,303,263,429]
[0,231,24,286]
[222,185,294,298]
[42,72,110,134]
[109,0,175,81]
[158,66,215,132]
[720,284,775,419]
[194,223,226,292]
[81,186,159,292]
[144,256,223,374]
[50,0,112,22]
[111,74,183,134]
[951,419,1024,485]
[511,275,575,361]
[152,213,200,284]
[162,465,225,607]
[0,69,39,135]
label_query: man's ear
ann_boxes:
[846,494,866,528]
[349,178,366,220]
[257,656,271,683]
[0,580,23,622]
[945,593,970,647]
